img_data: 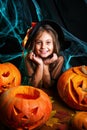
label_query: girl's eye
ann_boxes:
[46,41,51,45]
[36,41,42,44]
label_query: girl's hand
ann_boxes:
[27,52,43,65]
[44,53,58,65]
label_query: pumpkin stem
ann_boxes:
[81,65,87,75]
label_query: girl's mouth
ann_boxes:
[40,49,48,54]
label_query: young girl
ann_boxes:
[24,20,64,88]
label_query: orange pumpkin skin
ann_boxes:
[57,66,87,111]
[0,62,21,94]
[72,112,87,130]
[0,86,52,130]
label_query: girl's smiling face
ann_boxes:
[34,31,54,58]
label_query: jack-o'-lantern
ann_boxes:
[72,112,87,130]
[0,86,52,130]
[57,65,87,110]
[0,62,21,95]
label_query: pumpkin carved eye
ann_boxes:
[13,106,29,122]
[31,107,38,115]
[14,106,22,115]
[2,71,10,77]
[70,80,80,103]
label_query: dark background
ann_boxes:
[0,0,87,71]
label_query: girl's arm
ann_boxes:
[51,56,64,80]
[43,64,51,88]
[43,53,64,87]
[25,53,43,87]
[31,64,43,87]
[25,56,34,77]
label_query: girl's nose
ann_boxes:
[41,42,46,48]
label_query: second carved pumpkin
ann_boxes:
[57,65,87,110]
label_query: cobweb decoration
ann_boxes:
[61,27,87,72]
[0,0,87,84]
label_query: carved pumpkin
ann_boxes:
[0,86,52,130]
[72,112,87,130]
[0,62,21,95]
[57,65,87,110]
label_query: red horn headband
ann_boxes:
[22,22,37,48]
